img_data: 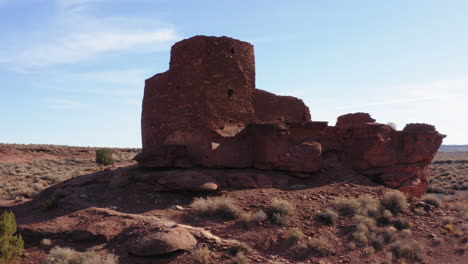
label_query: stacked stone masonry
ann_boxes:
[136,35,445,196]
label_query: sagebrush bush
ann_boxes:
[333,197,360,216]
[41,238,53,246]
[392,240,424,263]
[354,215,377,232]
[307,237,334,257]
[190,246,211,264]
[229,242,251,256]
[191,196,239,219]
[95,148,114,166]
[271,213,289,226]
[392,218,412,230]
[229,252,250,264]
[363,246,375,256]
[287,228,305,243]
[422,194,442,208]
[45,247,119,264]
[251,210,267,222]
[316,208,339,225]
[378,228,396,244]
[441,216,455,225]
[382,191,408,215]
[400,229,412,238]
[352,231,369,247]
[240,210,267,229]
[268,198,293,226]
[0,211,24,263]
[358,195,380,217]
[377,209,393,226]
[269,198,294,216]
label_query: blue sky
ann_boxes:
[1,0,467,147]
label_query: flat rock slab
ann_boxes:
[128,227,197,256]
[158,171,218,191]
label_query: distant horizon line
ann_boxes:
[1,142,468,149]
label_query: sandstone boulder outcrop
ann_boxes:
[128,227,197,256]
[135,35,445,196]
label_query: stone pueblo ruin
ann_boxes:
[135,35,445,197]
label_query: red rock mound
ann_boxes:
[135,35,445,196]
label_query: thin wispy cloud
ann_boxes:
[336,78,468,110]
[0,0,179,69]
[18,29,177,67]
[286,78,468,112]
[33,68,150,96]
[48,99,85,109]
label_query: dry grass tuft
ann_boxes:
[306,236,334,257]
[240,210,267,228]
[382,191,408,215]
[268,198,294,226]
[422,194,442,208]
[190,246,211,264]
[333,197,360,217]
[287,227,305,243]
[41,238,53,246]
[358,195,381,217]
[441,216,456,225]
[392,240,424,263]
[44,247,119,264]
[191,196,240,220]
[229,252,250,264]
[269,198,294,216]
[316,208,339,225]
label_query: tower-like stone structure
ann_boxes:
[136,35,445,197]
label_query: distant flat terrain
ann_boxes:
[438,145,468,152]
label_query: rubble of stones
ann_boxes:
[135,35,445,197]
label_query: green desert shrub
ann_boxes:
[333,197,360,217]
[44,247,119,264]
[0,211,24,264]
[316,208,339,225]
[95,148,114,166]
[382,191,408,215]
[191,196,239,220]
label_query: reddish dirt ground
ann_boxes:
[0,144,466,264]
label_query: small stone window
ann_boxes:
[227,89,234,98]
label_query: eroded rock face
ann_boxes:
[335,114,445,196]
[137,35,445,196]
